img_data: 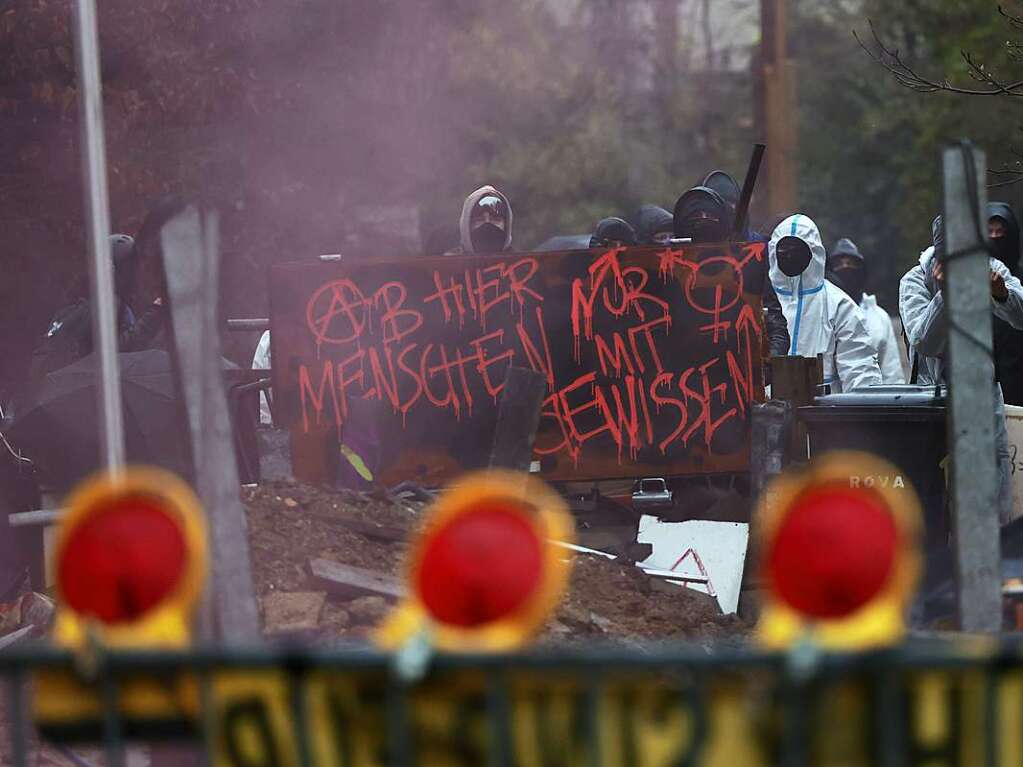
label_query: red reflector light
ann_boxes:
[764,483,898,620]
[58,495,188,624]
[414,502,544,628]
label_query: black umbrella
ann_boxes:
[6,350,195,493]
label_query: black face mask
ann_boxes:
[682,218,725,244]
[776,237,812,277]
[830,264,866,301]
[470,223,506,253]
[991,234,1017,269]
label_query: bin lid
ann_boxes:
[815,385,944,406]
[798,385,945,422]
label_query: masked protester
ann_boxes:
[988,202,1023,406]
[590,217,637,249]
[459,185,513,255]
[631,204,674,246]
[702,170,741,209]
[900,215,1023,524]
[827,238,906,384]
[26,234,166,393]
[769,215,882,392]
[673,186,732,243]
[675,184,791,357]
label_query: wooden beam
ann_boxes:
[0,625,35,651]
[307,514,408,544]
[308,559,405,601]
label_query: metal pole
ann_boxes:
[942,143,1001,632]
[73,0,125,475]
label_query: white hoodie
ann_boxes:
[768,215,882,392]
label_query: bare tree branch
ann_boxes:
[999,4,1023,31]
[986,174,1023,187]
[854,18,1023,96]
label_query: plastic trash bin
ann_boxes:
[797,386,947,549]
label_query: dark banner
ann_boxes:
[269,243,767,484]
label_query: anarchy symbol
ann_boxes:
[305,279,368,345]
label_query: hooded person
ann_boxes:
[459,185,513,255]
[827,238,906,384]
[900,214,1023,523]
[674,186,791,357]
[702,170,741,210]
[768,214,882,392]
[900,214,1023,386]
[25,234,166,396]
[988,202,1023,405]
[631,204,674,246]
[673,186,732,244]
[989,202,1021,277]
[700,171,739,229]
[590,216,637,249]
[702,169,770,242]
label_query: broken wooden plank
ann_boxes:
[308,514,408,544]
[308,559,405,601]
[488,366,547,472]
[0,625,35,651]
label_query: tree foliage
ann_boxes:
[1,0,761,394]
[796,0,1023,307]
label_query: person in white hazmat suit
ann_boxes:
[827,238,907,384]
[253,330,272,424]
[768,214,883,392]
[900,215,1023,524]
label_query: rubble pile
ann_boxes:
[243,480,747,642]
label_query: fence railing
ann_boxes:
[6,636,1023,766]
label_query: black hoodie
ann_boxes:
[673,186,733,242]
[989,202,1021,277]
[631,204,673,245]
[990,202,1023,404]
[590,217,637,248]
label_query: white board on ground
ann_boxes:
[1004,405,1023,524]
[636,516,749,614]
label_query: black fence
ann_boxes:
[5,637,1023,766]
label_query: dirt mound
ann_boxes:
[243,480,748,642]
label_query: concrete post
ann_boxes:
[942,143,1002,632]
